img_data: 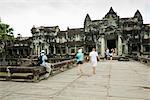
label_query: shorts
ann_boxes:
[91,61,97,67]
[77,61,83,64]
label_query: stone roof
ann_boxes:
[16,37,31,41]
[120,17,136,23]
[108,7,116,14]
[104,7,118,18]
[15,37,32,44]
[92,20,101,22]
[143,24,150,31]
[85,14,91,21]
[31,26,59,34]
[63,41,84,46]
[67,28,83,35]
[57,31,67,37]
[143,24,150,27]
[134,10,143,20]
[121,18,130,20]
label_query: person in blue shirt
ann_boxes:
[76,48,84,75]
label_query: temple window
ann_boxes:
[132,45,138,51]
[71,49,75,53]
[143,45,150,52]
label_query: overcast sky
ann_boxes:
[0,0,149,37]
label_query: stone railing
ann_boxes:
[51,59,76,75]
[138,57,150,66]
[0,58,21,66]
[0,59,76,82]
[0,57,73,66]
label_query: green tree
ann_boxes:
[0,22,14,40]
[0,19,15,59]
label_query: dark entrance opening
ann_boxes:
[107,40,116,50]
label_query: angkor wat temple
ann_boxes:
[2,7,150,59]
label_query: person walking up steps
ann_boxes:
[89,47,100,75]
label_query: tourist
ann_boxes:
[89,47,100,75]
[104,49,107,60]
[39,50,51,79]
[109,48,113,61]
[85,56,89,62]
[106,48,109,60]
[76,48,84,75]
[112,48,115,56]
[114,48,117,56]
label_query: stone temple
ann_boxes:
[30,7,149,58]
[1,7,149,59]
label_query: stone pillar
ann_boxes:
[75,45,77,53]
[101,35,105,57]
[17,49,19,55]
[12,49,14,56]
[53,45,56,54]
[60,45,63,55]
[46,48,49,55]
[68,48,70,54]
[118,35,122,56]
[37,46,40,55]
[66,45,69,54]
[140,45,143,56]
[96,42,98,52]
[124,42,128,55]
[35,45,37,55]
[45,45,49,55]
[23,49,25,56]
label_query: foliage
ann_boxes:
[0,20,15,55]
[0,21,14,41]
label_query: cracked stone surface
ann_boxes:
[0,61,149,100]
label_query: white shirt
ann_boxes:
[40,53,48,66]
[89,51,98,62]
[106,49,109,55]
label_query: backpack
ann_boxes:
[38,55,43,65]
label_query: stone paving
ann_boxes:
[0,61,149,100]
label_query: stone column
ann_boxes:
[45,45,49,55]
[23,49,25,56]
[53,45,56,54]
[118,35,122,56]
[68,48,70,54]
[35,45,38,55]
[37,46,40,55]
[124,42,128,55]
[11,49,14,56]
[101,35,105,57]
[17,49,19,55]
[66,45,69,54]
[60,45,63,55]
[140,45,143,56]
[34,45,36,55]
[75,45,77,53]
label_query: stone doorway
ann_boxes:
[49,46,54,54]
[107,39,116,50]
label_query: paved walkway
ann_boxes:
[0,61,149,100]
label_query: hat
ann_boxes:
[78,49,82,53]
[41,50,45,53]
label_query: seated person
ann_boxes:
[38,50,51,79]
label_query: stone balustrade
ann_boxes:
[0,59,76,82]
[138,57,150,66]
